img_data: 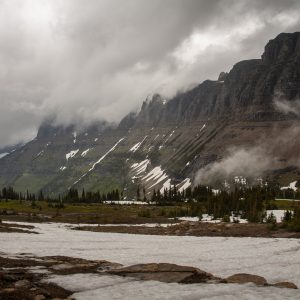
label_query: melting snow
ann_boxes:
[160,179,172,193]
[281,181,298,191]
[59,166,67,171]
[1,222,300,300]
[129,136,148,153]
[73,132,77,144]
[72,138,125,186]
[177,178,191,192]
[36,150,44,157]
[0,153,8,159]
[89,138,125,172]
[131,159,150,175]
[143,166,165,182]
[81,149,90,157]
[94,138,98,142]
[142,166,169,189]
[200,124,206,131]
[66,149,79,160]
[212,189,220,195]
[266,210,286,223]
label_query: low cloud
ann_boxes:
[1,0,300,147]
[195,126,300,185]
[274,98,300,117]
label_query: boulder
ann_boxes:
[107,263,217,283]
[273,282,298,289]
[225,273,267,286]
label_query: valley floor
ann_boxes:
[74,221,300,238]
[0,221,300,299]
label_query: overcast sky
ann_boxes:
[0,0,300,147]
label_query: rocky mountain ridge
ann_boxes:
[0,32,300,197]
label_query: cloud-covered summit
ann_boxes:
[1,0,300,147]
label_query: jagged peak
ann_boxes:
[262,32,300,63]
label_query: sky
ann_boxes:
[0,0,300,148]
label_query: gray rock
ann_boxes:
[225,273,267,286]
[107,263,216,283]
[273,282,298,289]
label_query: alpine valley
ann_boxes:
[1,32,300,198]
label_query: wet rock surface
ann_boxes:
[0,254,297,299]
[224,273,268,286]
[107,263,218,283]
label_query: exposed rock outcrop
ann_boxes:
[107,263,218,283]
[224,273,267,286]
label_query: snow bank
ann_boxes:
[1,221,300,299]
[266,210,286,223]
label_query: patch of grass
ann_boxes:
[0,200,185,224]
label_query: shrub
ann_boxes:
[222,215,230,223]
[266,212,277,230]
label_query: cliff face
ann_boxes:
[0,32,300,196]
[129,32,300,127]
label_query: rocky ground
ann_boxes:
[74,221,300,238]
[0,254,297,300]
[0,222,38,234]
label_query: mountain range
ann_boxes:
[1,32,300,198]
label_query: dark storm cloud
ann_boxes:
[0,0,300,147]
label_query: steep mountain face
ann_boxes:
[0,32,300,197]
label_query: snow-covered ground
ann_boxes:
[1,221,299,299]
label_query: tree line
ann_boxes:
[0,186,120,204]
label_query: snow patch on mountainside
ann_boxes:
[177,178,191,192]
[36,150,44,158]
[131,159,150,175]
[66,150,79,160]
[81,149,90,157]
[89,138,125,172]
[143,166,165,182]
[160,179,172,193]
[0,152,8,159]
[142,166,169,189]
[281,181,298,191]
[73,132,77,144]
[129,136,148,152]
[72,138,125,187]
[200,124,206,131]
